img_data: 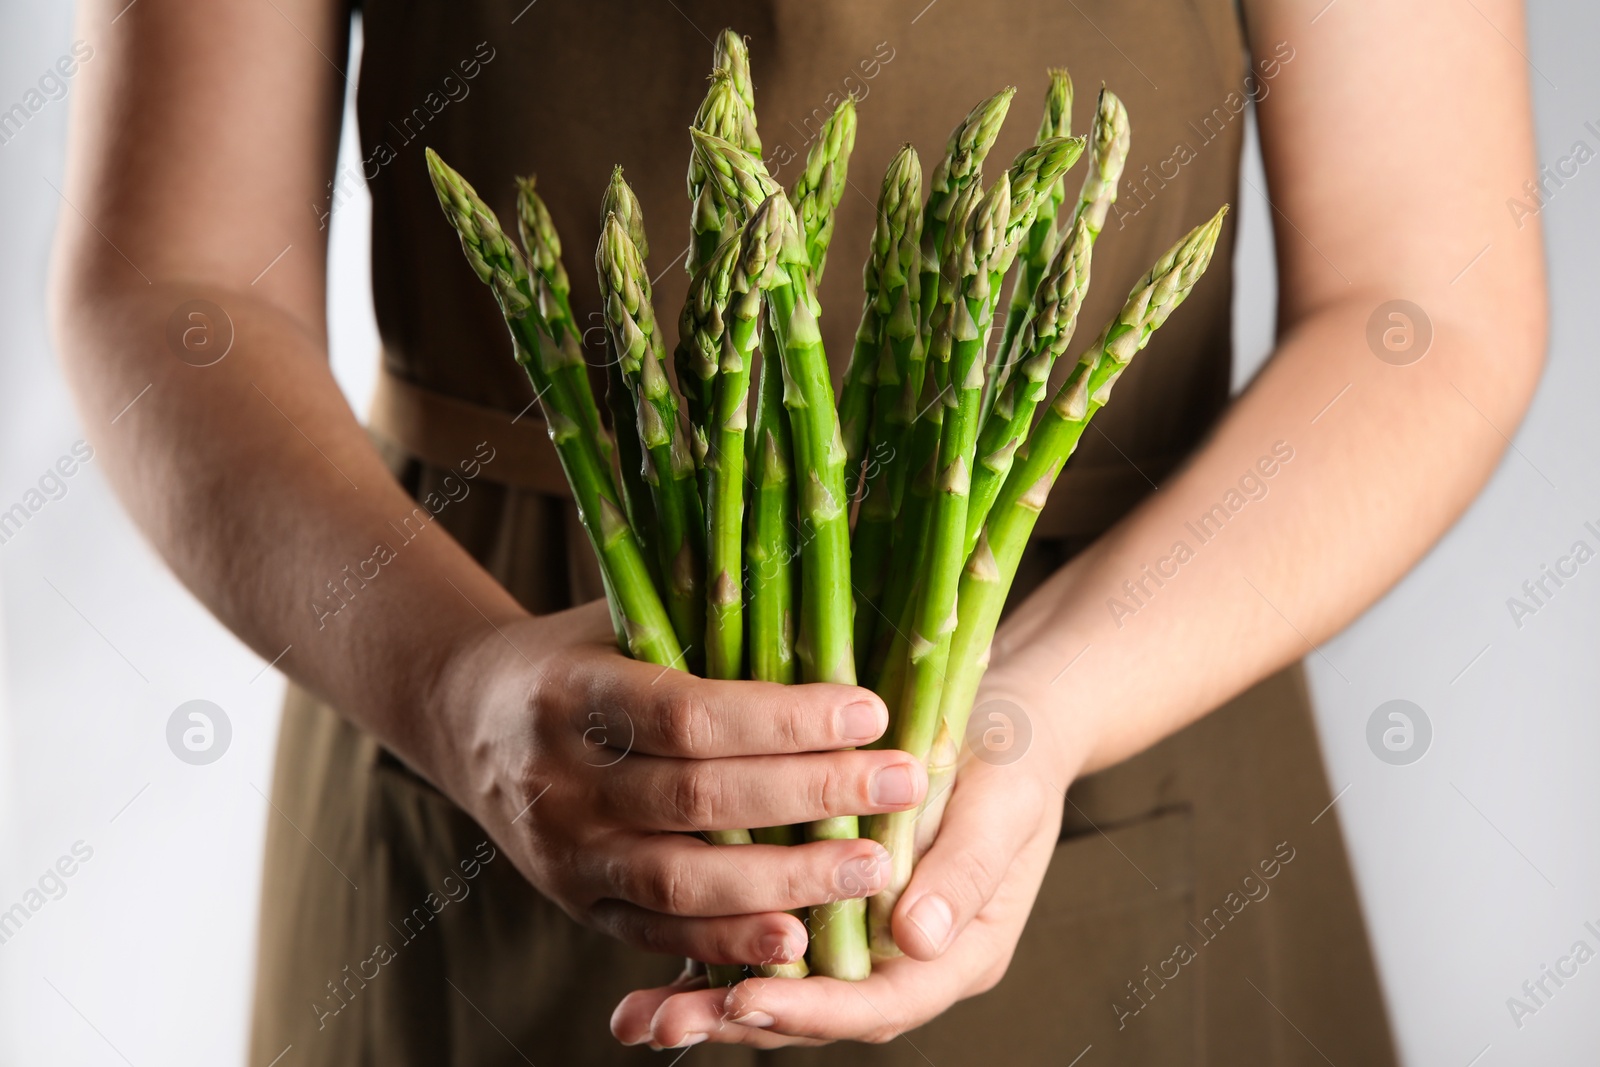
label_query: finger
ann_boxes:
[716,970,955,1044]
[587,899,807,968]
[611,964,703,1047]
[642,983,826,1049]
[892,765,1052,960]
[598,749,926,832]
[587,833,891,916]
[576,661,889,758]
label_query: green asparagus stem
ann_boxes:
[925,207,1228,841]
[981,69,1073,428]
[424,148,681,668]
[757,193,870,980]
[597,214,706,665]
[599,170,658,552]
[689,72,763,278]
[985,87,1129,429]
[845,147,923,676]
[745,342,797,686]
[787,97,858,284]
[865,176,1013,957]
[964,212,1094,557]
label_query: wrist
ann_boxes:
[416,607,541,815]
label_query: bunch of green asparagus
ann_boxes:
[425,28,1226,981]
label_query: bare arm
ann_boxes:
[627,0,1548,1046]
[53,0,915,969]
[993,0,1548,775]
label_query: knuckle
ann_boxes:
[813,761,847,818]
[640,854,698,915]
[672,764,723,829]
[659,688,715,756]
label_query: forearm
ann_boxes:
[53,277,524,788]
[994,292,1542,776]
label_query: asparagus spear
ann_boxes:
[981,70,1073,428]
[745,344,797,687]
[865,176,1013,956]
[597,214,706,664]
[677,230,737,490]
[689,72,763,279]
[924,207,1228,839]
[757,192,870,980]
[514,174,612,463]
[688,132,799,685]
[703,214,781,683]
[787,97,858,285]
[844,148,923,675]
[424,148,681,667]
[598,170,658,552]
[964,212,1093,557]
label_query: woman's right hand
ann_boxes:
[427,600,926,970]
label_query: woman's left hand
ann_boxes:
[609,668,1086,1049]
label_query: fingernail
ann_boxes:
[671,1033,709,1048]
[758,931,797,963]
[835,848,890,896]
[733,1010,776,1028]
[870,763,917,806]
[907,893,954,954]
[838,701,885,744]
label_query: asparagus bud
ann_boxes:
[788,96,858,283]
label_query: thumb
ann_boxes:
[890,760,1056,960]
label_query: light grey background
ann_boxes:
[1,2,1595,1063]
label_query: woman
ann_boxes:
[52,0,1544,1061]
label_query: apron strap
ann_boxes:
[366,366,574,499]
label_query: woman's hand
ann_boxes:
[429,599,929,972]
[608,663,1086,1049]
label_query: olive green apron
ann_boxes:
[250,2,1397,1062]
